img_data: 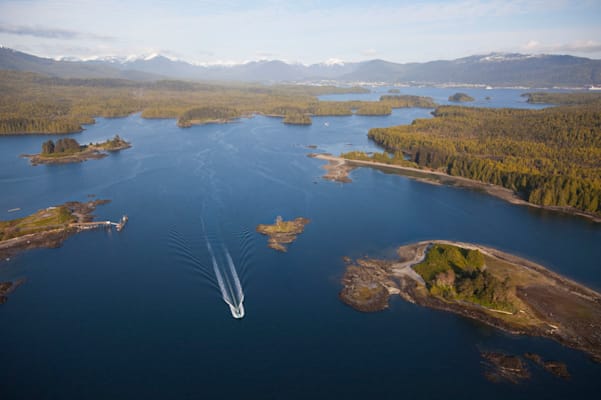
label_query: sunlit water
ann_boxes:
[1,88,600,399]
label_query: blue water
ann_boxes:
[1,88,600,399]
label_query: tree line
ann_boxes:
[367,104,601,215]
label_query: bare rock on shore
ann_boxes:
[0,279,25,304]
[481,352,530,384]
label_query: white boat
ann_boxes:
[588,85,601,91]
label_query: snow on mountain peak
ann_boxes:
[323,58,345,66]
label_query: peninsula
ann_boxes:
[340,240,601,361]
[256,216,310,252]
[311,153,601,222]
[23,135,131,165]
[0,199,124,259]
[366,104,601,218]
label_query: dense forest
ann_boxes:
[366,104,601,215]
[0,71,366,134]
[40,134,128,155]
[0,70,436,134]
[414,244,514,312]
[523,91,601,105]
[177,106,241,127]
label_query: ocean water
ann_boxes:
[1,88,600,399]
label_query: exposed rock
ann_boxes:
[481,352,530,384]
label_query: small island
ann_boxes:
[340,240,601,361]
[0,199,126,260]
[24,135,131,165]
[256,216,310,252]
[448,92,475,102]
[283,112,312,125]
[177,106,242,127]
[480,351,570,384]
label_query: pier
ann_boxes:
[69,215,128,232]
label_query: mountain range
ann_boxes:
[1,47,600,87]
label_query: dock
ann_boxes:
[69,215,128,232]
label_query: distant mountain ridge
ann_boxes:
[1,47,600,87]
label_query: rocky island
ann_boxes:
[340,240,601,362]
[0,199,120,260]
[24,135,131,165]
[480,351,570,383]
[256,216,310,252]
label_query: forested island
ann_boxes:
[23,135,130,165]
[0,200,113,259]
[340,240,601,362]
[448,92,475,102]
[177,106,241,127]
[362,104,601,218]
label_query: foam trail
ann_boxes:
[224,246,244,305]
[205,238,245,319]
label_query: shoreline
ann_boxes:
[0,200,112,260]
[340,240,601,362]
[312,153,601,223]
[22,141,131,166]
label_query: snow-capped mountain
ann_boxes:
[1,47,600,87]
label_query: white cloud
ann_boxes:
[521,39,601,54]
[361,49,378,57]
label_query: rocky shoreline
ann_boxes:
[0,200,110,260]
[339,240,601,362]
[312,153,601,223]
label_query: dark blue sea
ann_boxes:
[1,88,600,399]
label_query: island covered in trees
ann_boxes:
[448,92,475,102]
[24,135,130,165]
[340,240,601,362]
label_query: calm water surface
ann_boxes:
[1,88,600,399]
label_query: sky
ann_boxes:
[0,0,600,64]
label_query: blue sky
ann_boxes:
[0,0,600,64]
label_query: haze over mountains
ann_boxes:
[1,47,600,87]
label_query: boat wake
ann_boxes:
[168,217,253,319]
